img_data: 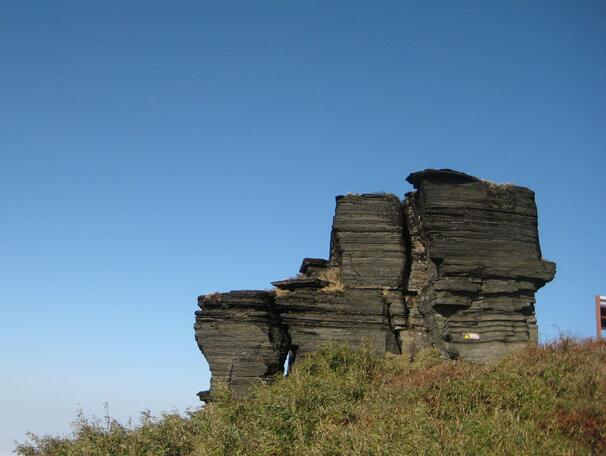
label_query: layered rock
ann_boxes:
[329,194,407,289]
[194,169,555,399]
[269,194,409,365]
[274,288,396,360]
[194,291,288,399]
[404,169,556,362]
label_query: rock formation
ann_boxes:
[194,291,287,400]
[194,169,555,399]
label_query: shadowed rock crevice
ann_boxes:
[194,169,555,399]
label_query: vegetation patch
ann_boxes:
[16,338,606,455]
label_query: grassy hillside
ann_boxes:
[16,338,606,455]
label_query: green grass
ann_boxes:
[16,338,606,455]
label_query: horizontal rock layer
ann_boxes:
[194,291,287,398]
[330,194,407,289]
[275,288,398,359]
[405,169,555,361]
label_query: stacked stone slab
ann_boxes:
[329,193,406,289]
[272,193,408,364]
[404,169,556,362]
[194,291,287,399]
[275,288,393,360]
[194,169,555,399]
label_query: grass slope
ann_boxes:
[16,338,606,455]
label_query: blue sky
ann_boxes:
[1,1,605,453]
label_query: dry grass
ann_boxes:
[318,267,344,293]
[273,288,290,297]
[483,179,516,190]
[320,282,345,293]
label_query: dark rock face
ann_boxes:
[194,291,288,399]
[330,194,407,289]
[194,169,555,399]
[275,288,395,360]
[404,170,556,362]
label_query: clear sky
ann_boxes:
[1,1,605,454]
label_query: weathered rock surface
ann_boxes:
[330,194,407,289]
[194,169,555,399]
[404,169,556,362]
[274,288,395,361]
[194,291,287,399]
